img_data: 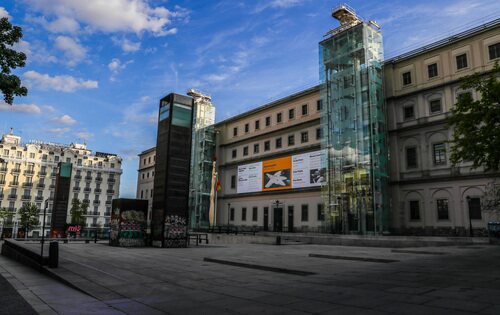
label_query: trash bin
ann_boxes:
[487,222,500,244]
[48,241,59,268]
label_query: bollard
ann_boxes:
[276,236,281,245]
[48,242,58,268]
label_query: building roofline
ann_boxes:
[214,84,320,126]
[138,146,156,156]
[385,18,500,64]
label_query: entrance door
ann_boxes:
[273,207,283,232]
[263,207,269,231]
[288,206,294,233]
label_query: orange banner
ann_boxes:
[262,156,292,191]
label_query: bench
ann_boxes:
[188,233,209,246]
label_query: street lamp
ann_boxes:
[40,198,49,265]
[227,202,231,234]
[466,196,474,237]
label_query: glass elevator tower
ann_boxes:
[319,4,389,234]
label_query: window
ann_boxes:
[402,72,412,85]
[403,105,415,120]
[275,138,282,148]
[232,149,237,159]
[265,116,271,126]
[456,54,468,70]
[489,43,500,60]
[468,197,482,220]
[252,207,258,221]
[316,128,322,140]
[277,113,282,123]
[143,158,146,165]
[457,91,472,102]
[301,104,308,116]
[264,141,270,151]
[230,175,236,189]
[255,120,260,130]
[317,204,324,221]
[436,199,449,220]
[245,123,249,133]
[429,99,442,114]
[301,204,308,221]
[301,131,308,143]
[288,135,295,146]
[433,143,446,165]
[230,208,235,221]
[233,127,238,137]
[241,207,247,221]
[288,108,295,119]
[409,200,420,220]
[243,146,248,156]
[29,153,35,159]
[316,100,323,111]
[406,147,418,169]
[254,144,259,154]
[427,63,438,78]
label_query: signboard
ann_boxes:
[236,150,326,193]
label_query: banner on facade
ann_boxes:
[237,150,325,194]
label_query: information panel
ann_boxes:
[236,150,325,193]
[237,162,262,194]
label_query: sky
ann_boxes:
[0,0,499,198]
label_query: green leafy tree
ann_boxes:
[70,198,86,226]
[0,17,28,105]
[448,62,500,171]
[18,203,39,237]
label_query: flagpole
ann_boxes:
[214,172,218,227]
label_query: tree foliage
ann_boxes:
[0,17,28,105]
[70,198,86,226]
[448,62,500,171]
[0,207,14,225]
[18,202,39,233]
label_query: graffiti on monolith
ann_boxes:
[164,215,187,247]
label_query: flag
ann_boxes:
[216,180,222,192]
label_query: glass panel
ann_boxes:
[159,105,170,121]
[172,103,192,127]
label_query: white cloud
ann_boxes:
[23,71,98,92]
[0,102,41,114]
[43,105,56,113]
[54,36,87,66]
[25,0,187,36]
[254,0,308,13]
[0,7,11,19]
[108,58,133,81]
[112,37,141,52]
[75,131,93,141]
[51,114,76,125]
[47,127,70,135]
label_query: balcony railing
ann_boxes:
[7,207,16,212]
[93,200,100,205]
[84,188,92,193]
[50,173,57,178]
[35,196,44,201]
[0,193,3,198]
[73,187,81,192]
[11,168,21,174]
[87,211,99,216]
[8,194,17,200]
[22,182,33,188]
[0,167,7,172]
[82,199,90,204]
[21,195,32,201]
[0,180,5,185]
[39,171,47,176]
[106,190,115,194]
[104,212,111,216]
[85,176,93,181]
[9,181,19,187]
[24,170,35,176]
[105,200,112,205]
[36,183,45,189]
[49,184,55,190]
[74,174,82,180]
[107,178,116,183]
[95,177,103,183]
[94,188,102,194]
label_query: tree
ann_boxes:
[18,203,39,237]
[0,17,28,105]
[0,207,14,238]
[448,62,500,171]
[70,198,86,226]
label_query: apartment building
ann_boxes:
[0,131,122,237]
[215,86,324,232]
[385,19,500,235]
[137,147,155,227]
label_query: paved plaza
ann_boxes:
[2,241,500,314]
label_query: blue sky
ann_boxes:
[1,0,499,197]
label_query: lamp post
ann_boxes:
[40,199,49,265]
[466,196,474,237]
[227,202,231,234]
